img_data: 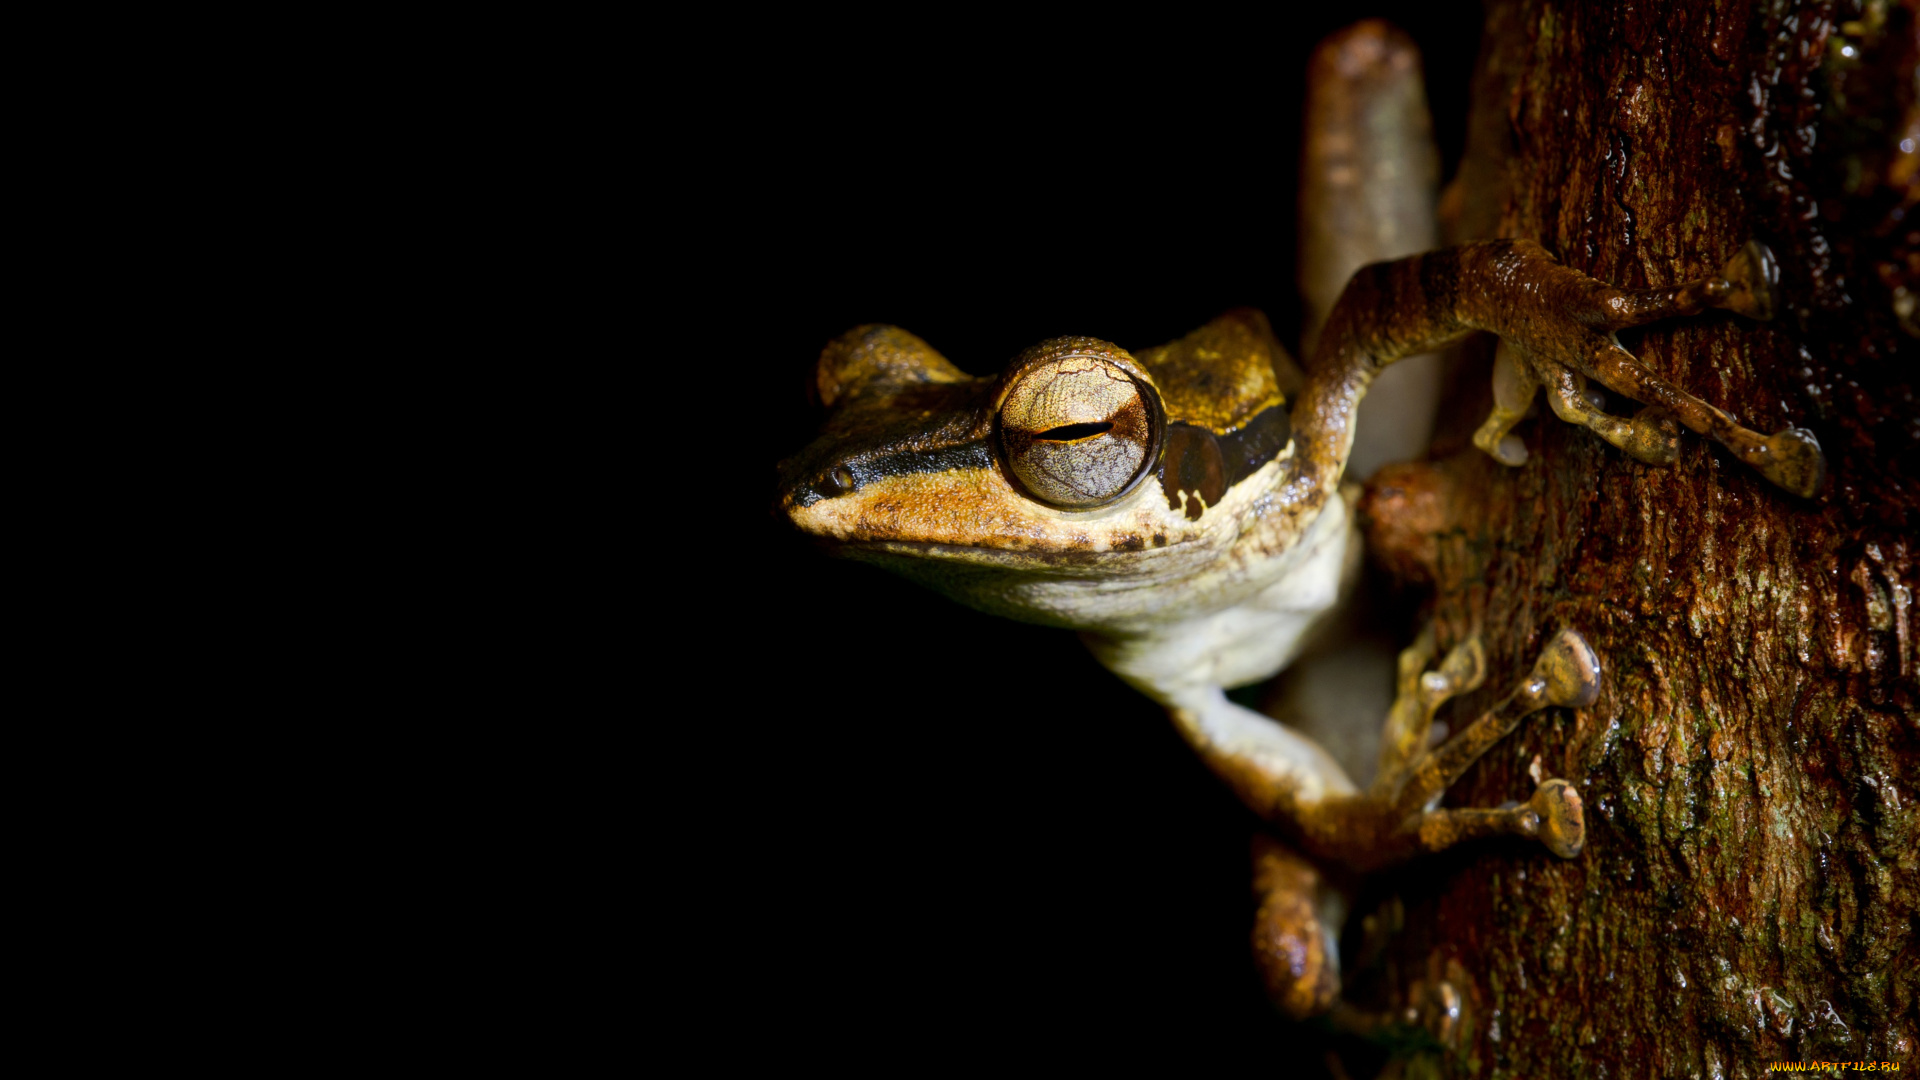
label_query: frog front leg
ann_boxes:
[1177,626,1594,1017]
[1328,626,1599,867]
[1297,239,1825,499]
[1146,625,1595,866]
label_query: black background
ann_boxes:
[690,6,1485,1065]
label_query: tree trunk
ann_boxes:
[1353,1,1918,1075]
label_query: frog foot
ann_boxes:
[1369,628,1598,862]
[1328,977,1465,1052]
[1470,240,1825,498]
[1370,626,1485,793]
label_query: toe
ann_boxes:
[1529,779,1585,858]
[1531,629,1602,709]
[1716,240,1779,322]
[1623,407,1680,465]
[1758,426,1825,498]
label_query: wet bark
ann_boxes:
[1353,2,1919,1076]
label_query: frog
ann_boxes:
[772,20,1824,1030]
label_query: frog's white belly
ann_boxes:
[1085,489,1356,694]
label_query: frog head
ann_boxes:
[776,314,1328,629]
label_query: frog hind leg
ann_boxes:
[1474,241,1825,497]
[1576,333,1824,498]
[1298,18,1444,482]
[1250,834,1347,1020]
[1469,342,1541,466]
[1329,976,1469,1058]
[1539,362,1681,467]
[1303,239,1825,499]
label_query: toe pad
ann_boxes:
[1758,426,1825,498]
[1529,779,1586,859]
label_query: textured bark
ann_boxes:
[1353,2,1919,1076]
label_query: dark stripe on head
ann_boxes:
[1217,404,1292,482]
[864,439,995,480]
[1156,404,1292,520]
[792,439,995,507]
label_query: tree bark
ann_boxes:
[1354,2,1918,1075]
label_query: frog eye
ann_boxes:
[998,355,1164,509]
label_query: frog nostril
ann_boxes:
[1036,422,1113,443]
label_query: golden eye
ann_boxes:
[998,355,1163,509]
